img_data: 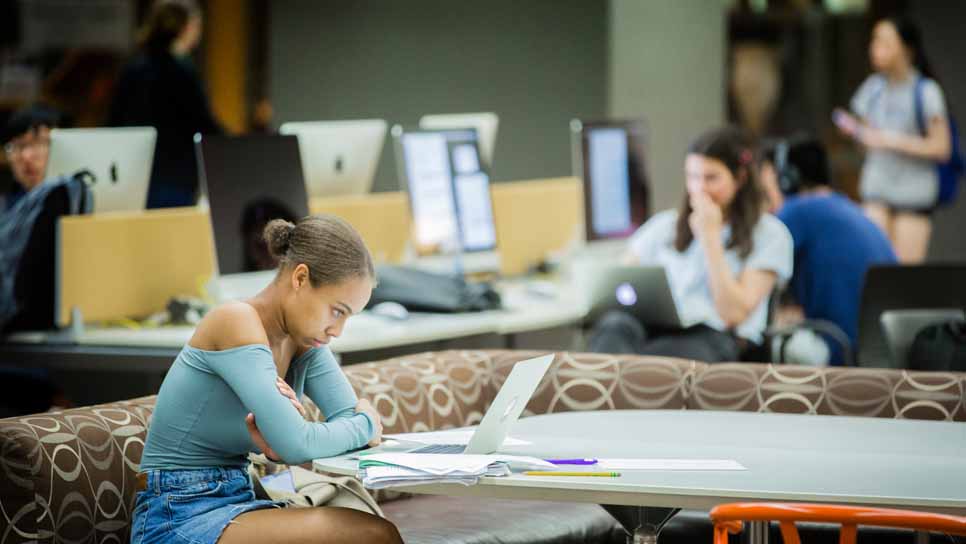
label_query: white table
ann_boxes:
[314,410,966,543]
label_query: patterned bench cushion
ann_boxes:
[690,363,966,420]
[3,351,965,543]
[0,396,155,544]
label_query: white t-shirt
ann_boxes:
[627,209,793,344]
[850,71,947,208]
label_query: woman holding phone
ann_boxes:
[834,16,951,263]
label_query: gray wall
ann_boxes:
[607,0,728,213]
[911,1,966,262]
[269,0,607,193]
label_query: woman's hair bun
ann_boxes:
[263,219,296,259]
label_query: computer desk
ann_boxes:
[314,410,966,543]
[0,277,588,373]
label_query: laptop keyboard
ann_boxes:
[408,444,467,454]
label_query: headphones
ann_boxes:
[773,139,802,195]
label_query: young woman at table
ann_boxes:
[132,215,402,544]
[588,126,793,362]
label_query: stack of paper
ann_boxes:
[358,453,554,489]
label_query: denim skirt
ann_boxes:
[130,467,286,544]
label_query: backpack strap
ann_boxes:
[913,76,927,136]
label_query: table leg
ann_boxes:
[602,505,680,543]
[744,520,769,544]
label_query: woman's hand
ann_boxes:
[833,108,861,138]
[246,413,280,461]
[688,190,723,242]
[355,398,383,447]
[276,377,307,419]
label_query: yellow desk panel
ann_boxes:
[309,192,411,264]
[58,207,215,326]
[491,177,582,276]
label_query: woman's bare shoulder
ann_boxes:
[188,301,269,351]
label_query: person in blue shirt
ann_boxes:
[132,215,401,543]
[758,137,897,364]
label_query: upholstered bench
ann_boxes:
[2,350,963,543]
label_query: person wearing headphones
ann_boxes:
[759,137,896,364]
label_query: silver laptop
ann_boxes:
[586,266,684,328]
[381,354,554,455]
[279,119,386,197]
[45,127,156,213]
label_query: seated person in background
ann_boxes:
[0,104,77,415]
[133,215,401,544]
[759,137,897,365]
[240,197,297,272]
[1,103,88,331]
[1,104,60,211]
[588,126,793,362]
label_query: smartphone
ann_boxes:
[832,108,860,136]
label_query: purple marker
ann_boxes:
[546,458,598,465]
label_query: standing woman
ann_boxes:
[109,0,222,209]
[132,215,402,544]
[588,126,793,362]
[835,16,952,263]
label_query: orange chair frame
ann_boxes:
[710,503,966,544]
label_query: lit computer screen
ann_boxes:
[588,128,632,236]
[395,128,497,256]
[572,119,650,241]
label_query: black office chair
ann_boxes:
[855,264,966,368]
[759,288,854,366]
[880,308,966,368]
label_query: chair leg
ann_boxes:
[839,524,857,544]
[778,521,801,544]
[744,520,770,544]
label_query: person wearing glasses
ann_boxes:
[1,103,90,333]
[0,103,76,415]
[2,104,61,211]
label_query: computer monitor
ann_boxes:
[392,125,499,274]
[419,112,498,167]
[278,119,387,197]
[194,134,309,276]
[570,119,650,242]
[45,127,156,213]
